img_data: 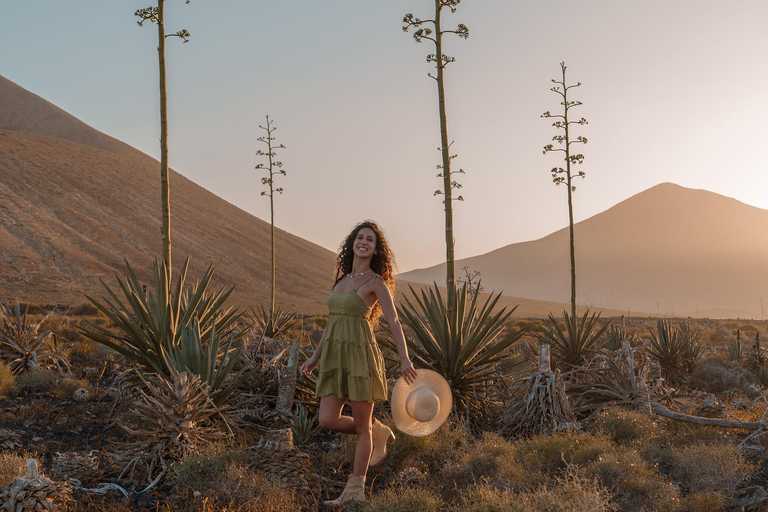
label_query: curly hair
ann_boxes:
[333,220,396,323]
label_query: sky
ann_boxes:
[2,1,768,273]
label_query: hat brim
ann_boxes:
[391,369,452,437]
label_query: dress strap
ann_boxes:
[352,273,377,292]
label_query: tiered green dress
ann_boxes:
[314,276,388,403]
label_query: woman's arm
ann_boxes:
[300,326,327,376]
[373,279,418,385]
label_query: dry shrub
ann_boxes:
[0,453,26,488]
[440,432,537,497]
[16,369,56,393]
[585,447,679,512]
[51,377,93,400]
[586,406,659,445]
[362,485,444,512]
[0,361,14,396]
[69,341,99,363]
[688,357,755,394]
[514,430,614,475]
[669,442,746,496]
[459,472,615,512]
[676,492,728,512]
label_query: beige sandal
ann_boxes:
[370,419,396,467]
[324,475,366,506]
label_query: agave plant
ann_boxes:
[647,319,702,384]
[602,324,624,352]
[0,297,69,374]
[290,404,320,445]
[727,339,742,362]
[81,258,246,388]
[250,305,298,340]
[397,283,526,428]
[536,310,610,370]
[118,370,229,484]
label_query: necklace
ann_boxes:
[347,269,372,279]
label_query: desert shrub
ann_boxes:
[169,443,248,492]
[70,303,99,316]
[441,432,537,497]
[709,326,735,346]
[0,360,14,396]
[586,446,679,512]
[363,485,444,512]
[676,492,727,512]
[68,341,99,365]
[0,452,26,488]
[51,377,93,400]
[668,442,746,496]
[16,370,56,393]
[495,472,616,512]
[586,407,659,445]
[688,357,754,394]
[514,430,614,475]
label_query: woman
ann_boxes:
[301,220,417,506]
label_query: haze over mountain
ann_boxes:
[0,75,337,311]
[401,183,768,319]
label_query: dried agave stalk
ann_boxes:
[117,371,230,484]
[499,345,576,437]
[0,461,74,511]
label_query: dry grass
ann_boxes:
[15,369,57,393]
[362,485,445,512]
[51,377,93,400]
[0,452,26,488]
[0,360,14,396]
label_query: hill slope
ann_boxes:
[0,75,336,311]
[401,183,768,319]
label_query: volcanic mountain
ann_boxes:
[0,75,337,311]
[400,183,768,319]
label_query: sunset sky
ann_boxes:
[2,1,767,272]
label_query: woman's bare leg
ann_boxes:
[318,394,356,435]
[349,400,374,476]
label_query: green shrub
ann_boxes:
[586,407,659,445]
[169,443,247,492]
[0,453,26,488]
[585,447,679,512]
[688,357,754,394]
[16,370,57,393]
[363,485,444,512]
[669,442,745,496]
[0,360,14,396]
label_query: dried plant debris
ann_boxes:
[0,429,22,452]
[0,474,73,511]
[500,369,576,437]
[51,451,104,487]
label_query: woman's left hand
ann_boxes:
[400,358,418,385]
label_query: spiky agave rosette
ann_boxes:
[116,371,230,485]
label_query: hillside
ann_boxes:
[401,183,768,319]
[0,75,337,311]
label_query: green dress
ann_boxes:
[315,276,388,402]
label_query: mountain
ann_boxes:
[400,183,768,319]
[0,75,337,311]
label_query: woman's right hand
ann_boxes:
[300,354,319,377]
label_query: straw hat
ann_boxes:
[391,369,452,437]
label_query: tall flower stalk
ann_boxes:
[135,0,191,276]
[403,0,469,313]
[542,62,588,319]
